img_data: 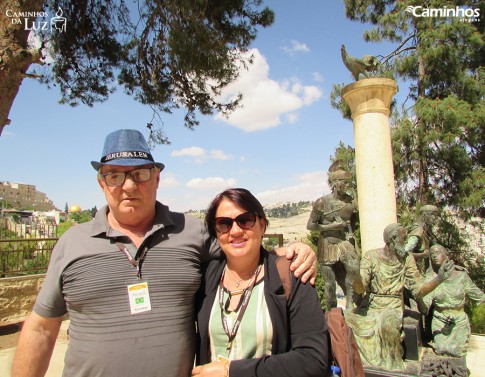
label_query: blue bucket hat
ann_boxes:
[91,129,165,171]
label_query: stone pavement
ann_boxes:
[1,320,484,376]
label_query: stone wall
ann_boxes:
[0,275,44,324]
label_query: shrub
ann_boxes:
[469,303,485,334]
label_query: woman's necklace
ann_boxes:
[226,264,259,288]
[219,262,263,352]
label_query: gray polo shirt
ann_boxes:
[34,202,219,377]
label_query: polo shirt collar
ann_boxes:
[90,201,175,238]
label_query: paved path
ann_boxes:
[1,320,484,376]
[0,320,69,377]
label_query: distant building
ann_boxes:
[0,181,56,211]
[1,209,60,238]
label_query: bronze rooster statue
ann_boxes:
[341,44,379,81]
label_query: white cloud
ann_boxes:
[285,113,298,124]
[282,40,310,55]
[256,171,330,206]
[171,147,231,164]
[209,149,230,160]
[215,49,322,132]
[186,177,237,190]
[312,72,324,83]
[302,86,323,105]
[158,172,180,188]
[171,147,205,157]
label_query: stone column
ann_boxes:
[342,78,398,254]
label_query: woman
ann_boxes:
[193,188,328,377]
[423,244,485,357]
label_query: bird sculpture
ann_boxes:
[341,44,379,81]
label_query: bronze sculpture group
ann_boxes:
[308,161,484,373]
[320,45,485,374]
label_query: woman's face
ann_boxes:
[214,198,266,261]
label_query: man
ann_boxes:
[344,223,453,371]
[12,129,316,377]
[307,160,360,309]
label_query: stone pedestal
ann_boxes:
[342,78,398,254]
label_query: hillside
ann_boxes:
[266,207,312,244]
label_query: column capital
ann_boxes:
[342,78,397,119]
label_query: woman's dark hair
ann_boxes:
[205,188,268,239]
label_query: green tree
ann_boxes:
[70,210,93,224]
[332,0,484,219]
[57,219,74,237]
[0,0,274,142]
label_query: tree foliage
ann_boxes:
[332,0,484,219]
[0,0,274,142]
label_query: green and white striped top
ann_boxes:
[208,280,273,361]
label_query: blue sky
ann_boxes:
[0,1,400,212]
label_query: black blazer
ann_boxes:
[195,248,329,377]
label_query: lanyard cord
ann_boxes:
[218,261,263,352]
[116,242,148,280]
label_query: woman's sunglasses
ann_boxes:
[214,212,257,234]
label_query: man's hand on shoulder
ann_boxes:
[275,242,317,285]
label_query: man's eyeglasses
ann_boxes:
[100,167,155,187]
[214,212,257,234]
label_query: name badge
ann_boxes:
[127,281,152,314]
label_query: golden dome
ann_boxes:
[69,205,82,213]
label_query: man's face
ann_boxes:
[392,226,407,258]
[333,178,349,194]
[423,211,438,225]
[97,164,160,227]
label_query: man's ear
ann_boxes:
[97,176,105,190]
[155,169,161,188]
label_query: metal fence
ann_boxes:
[0,238,57,277]
[0,218,58,277]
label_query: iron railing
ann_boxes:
[0,219,58,277]
[0,238,57,277]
